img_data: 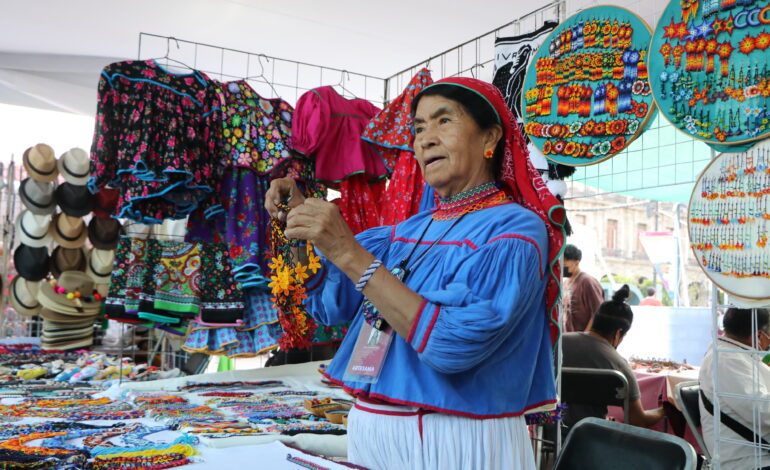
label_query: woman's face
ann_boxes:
[413,95,501,198]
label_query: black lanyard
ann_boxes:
[392,214,466,283]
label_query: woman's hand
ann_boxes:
[264,177,306,221]
[284,199,363,265]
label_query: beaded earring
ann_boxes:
[484,149,494,159]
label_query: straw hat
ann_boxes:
[13,244,50,281]
[85,248,114,283]
[19,178,56,215]
[9,276,42,317]
[15,210,52,248]
[55,183,95,217]
[50,246,86,279]
[38,271,103,315]
[57,148,91,185]
[39,308,98,323]
[93,188,119,219]
[87,217,121,250]
[23,144,58,183]
[50,213,87,248]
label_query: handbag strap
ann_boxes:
[700,388,770,447]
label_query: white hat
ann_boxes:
[57,148,91,185]
[86,248,115,283]
[15,210,52,248]
[9,276,42,317]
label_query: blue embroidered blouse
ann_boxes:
[305,201,556,418]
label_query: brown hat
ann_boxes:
[88,217,121,250]
[50,246,87,279]
[50,213,87,248]
[38,271,103,315]
[9,276,42,317]
[23,144,58,183]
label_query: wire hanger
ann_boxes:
[244,54,281,98]
[470,62,485,79]
[334,70,359,99]
[149,37,195,72]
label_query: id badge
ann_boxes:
[343,321,394,384]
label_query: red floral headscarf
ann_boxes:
[419,77,566,344]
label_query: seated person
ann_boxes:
[562,285,665,429]
[699,308,770,470]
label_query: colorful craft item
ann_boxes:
[268,202,321,350]
[521,5,655,165]
[688,142,770,298]
[650,0,770,148]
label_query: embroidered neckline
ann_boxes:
[433,182,510,221]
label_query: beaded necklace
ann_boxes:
[286,453,331,470]
[432,181,511,221]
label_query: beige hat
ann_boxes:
[38,271,103,315]
[23,144,58,183]
[57,148,91,186]
[39,308,98,323]
[15,210,52,248]
[50,213,87,248]
[9,276,41,317]
[85,248,114,283]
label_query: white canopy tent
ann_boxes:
[0,0,545,116]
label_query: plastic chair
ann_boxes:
[553,417,698,470]
[561,367,630,423]
[675,381,711,466]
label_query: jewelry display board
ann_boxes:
[688,140,770,299]
[521,5,655,166]
[649,0,770,150]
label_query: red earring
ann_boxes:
[484,149,494,159]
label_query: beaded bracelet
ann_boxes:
[355,259,382,292]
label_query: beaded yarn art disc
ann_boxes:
[521,5,656,166]
[688,140,770,299]
[649,0,770,150]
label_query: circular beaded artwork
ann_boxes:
[521,5,656,166]
[649,0,770,149]
[688,140,770,299]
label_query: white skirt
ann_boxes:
[348,400,536,470]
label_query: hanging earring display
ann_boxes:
[521,6,656,166]
[649,0,770,151]
[688,140,770,299]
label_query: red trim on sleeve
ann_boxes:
[407,298,429,344]
[416,304,441,354]
[304,264,327,292]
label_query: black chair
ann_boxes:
[553,417,697,470]
[561,367,630,423]
[675,381,711,465]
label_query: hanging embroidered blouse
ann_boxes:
[215,80,294,174]
[362,68,433,225]
[89,59,223,223]
[293,86,387,184]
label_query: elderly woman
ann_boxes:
[266,77,564,470]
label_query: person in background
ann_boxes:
[562,285,665,429]
[639,287,663,306]
[699,308,770,470]
[562,243,604,332]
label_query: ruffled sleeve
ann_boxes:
[304,225,392,326]
[89,68,119,193]
[406,235,547,374]
[292,89,328,157]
